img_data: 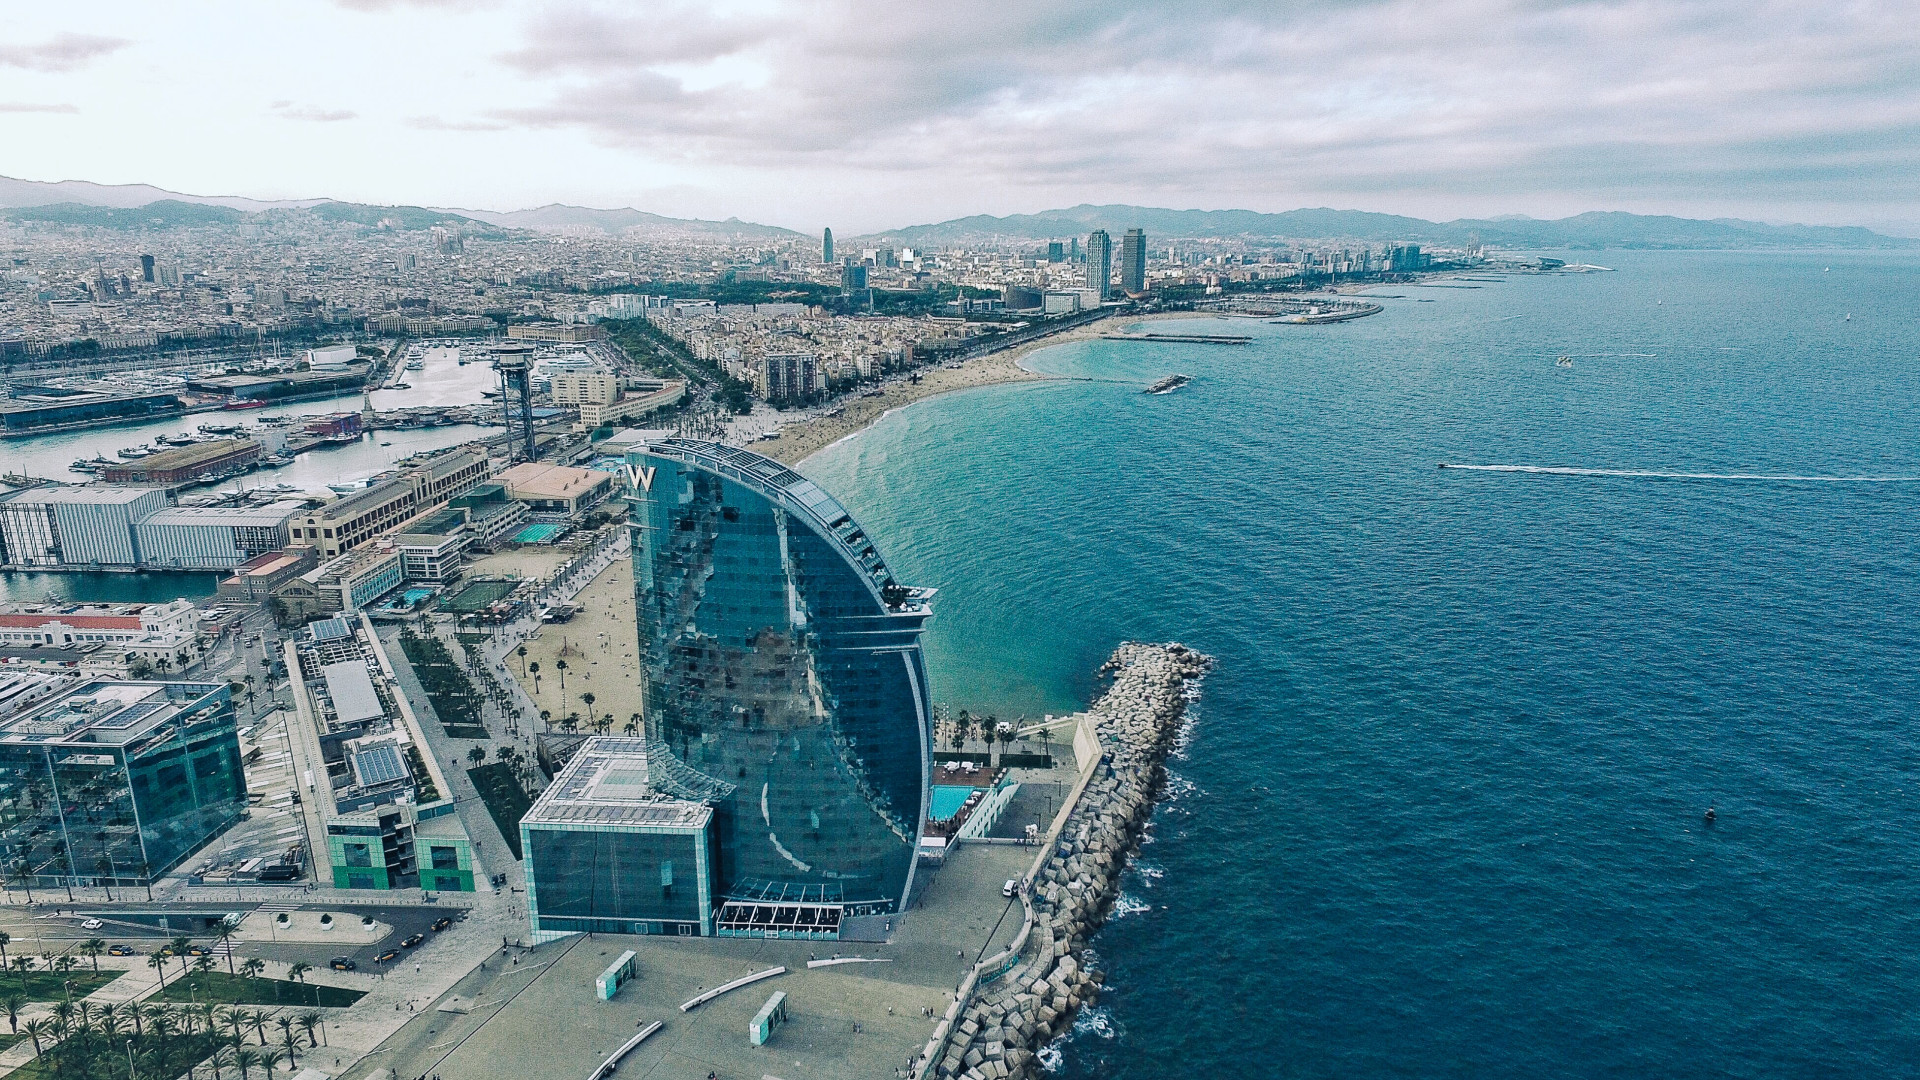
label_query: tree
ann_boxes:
[146,951,169,990]
[287,963,312,1006]
[239,958,265,981]
[626,713,640,736]
[96,855,115,901]
[2,993,21,1034]
[517,645,528,674]
[81,938,105,973]
[295,1011,321,1048]
[528,661,539,692]
[246,1007,269,1045]
[214,924,239,976]
[467,746,487,765]
[554,659,568,692]
[20,1016,52,1058]
[170,936,193,976]
[195,955,218,978]
[274,1015,296,1058]
[233,1047,259,1080]
[0,930,10,972]
[264,1045,291,1076]
[580,692,595,723]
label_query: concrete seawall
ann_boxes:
[918,641,1216,1080]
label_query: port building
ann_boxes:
[0,486,166,567]
[133,504,301,570]
[0,678,247,888]
[100,439,262,485]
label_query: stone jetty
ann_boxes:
[923,642,1215,1080]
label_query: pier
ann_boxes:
[1099,332,1252,344]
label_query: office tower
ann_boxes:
[1121,229,1147,294]
[139,254,155,282]
[629,439,935,919]
[841,262,867,292]
[823,228,833,264]
[1087,230,1113,301]
[1047,241,1064,263]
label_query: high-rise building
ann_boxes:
[840,262,867,293]
[1121,228,1148,294]
[628,439,935,922]
[139,254,155,283]
[822,227,833,264]
[1086,230,1113,300]
[1047,241,1064,263]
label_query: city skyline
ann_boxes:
[2,2,1917,235]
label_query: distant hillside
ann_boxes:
[863,204,1917,249]
[309,202,492,231]
[0,175,322,212]
[2,200,249,229]
[448,203,802,240]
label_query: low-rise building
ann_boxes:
[522,737,715,942]
[446,484,531,553]
[392,509,469,584]
[496,462,617,522]
[508,322,603,343]
[0,678,246,888]
[577,379,687,429]
[216,548,320,602]
[133,503,301,570]
[0,486,168,568]
[277,544,406,618]
[101,439,262,484]
[0,599,203,670]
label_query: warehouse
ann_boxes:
[133,504,301,570]
[0,486,167,567]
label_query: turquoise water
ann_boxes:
[803,251,1920,1077]
[513,523,567,544]
[930,785,979,822]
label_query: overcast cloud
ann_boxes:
[0,1,1915,232]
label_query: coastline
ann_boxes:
[774,311,1213,467]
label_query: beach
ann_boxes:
[767,311,1213,466]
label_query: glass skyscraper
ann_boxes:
[0,680,246,887]
[627,439,933,918]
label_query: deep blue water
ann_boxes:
[802,251,1920,1078]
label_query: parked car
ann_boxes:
[80,918,103,930]
[430,916,452,932]
[1002,879,1018,898]
[400,933,424,948]
[329,957,356,971]
[108,945,136,957]
[374,948,401,964]
[186,945,211,956]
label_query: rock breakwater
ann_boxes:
[924,642,1215,1080]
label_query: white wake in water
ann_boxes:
[1440,464,1920,482]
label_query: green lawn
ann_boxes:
[8,1030,227,1080]
[0,969,120,1001]
[151,972,364,1008]
[467,762,531,859]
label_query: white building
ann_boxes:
[0,599,204,669]
[305,345,357,368]
[0,486,168,568]
[132,504,301,570]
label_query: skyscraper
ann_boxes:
[628,439,934,919]
[1086,230,1112,301]
[822,227,833,264]
[139,254,155,283]
[1121,228,1147,294]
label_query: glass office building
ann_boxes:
[627,439,934,919]
[0,680,246,887]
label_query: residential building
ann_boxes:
[0,678,246,888]
[758,352,819,402]
[508,322,604,343]
[629,439,933,925]
[550,372,621,406]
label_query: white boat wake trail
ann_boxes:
[1442,464,1920,482]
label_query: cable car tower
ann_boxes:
[493,343,537,463]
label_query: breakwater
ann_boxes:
[919,641,1215,1080]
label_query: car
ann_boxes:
[108,945,136,957]
[374,948,401,964]
[186,945,211,956]
[329,957,356,971]
[1002,878,1018,898]
[430,917,452,932]
[400,933,424,948]
[80,918,103,930]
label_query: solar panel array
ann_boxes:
[310,617,353,642]
[354,744,409,787]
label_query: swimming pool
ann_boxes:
[929,785,978,822]
[512,523,567,544]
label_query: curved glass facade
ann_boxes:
[628,440,932,914]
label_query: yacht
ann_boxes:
[1556,356,1573,367]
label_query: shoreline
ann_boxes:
[773,311,1214,467]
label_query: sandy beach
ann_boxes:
[765,310,1212,466]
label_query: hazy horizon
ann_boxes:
[4,2,1917,235]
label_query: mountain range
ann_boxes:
[1,176,1910,249]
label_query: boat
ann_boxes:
[1144,374,1193,395]
[223,398,269,410]
[379,441,392,446]
[405,360,424,370]
[118,446,153,459]
[1556,356,1573,367]
[198,422,241,435]
[391,382,411,390]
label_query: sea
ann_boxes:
[801,250,1920,1078]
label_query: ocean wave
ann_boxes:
[1112,892,1152,918]
[1132,862,1165,886]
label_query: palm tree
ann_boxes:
[295,1011,321,1048]
[561,712,579,734]
[286,963,312,1006]
[528,661,539,692]
[625,713,640,736]
[146,951,170,991]
[516,645,528,674]
[169,937,193,976]
[580,692,596,726]
[8,862,31,904]
[239,958,265,981]
[11,955,36,987]
[20,1016,52,1058]
[216,1006,245,1045]
[81,938,105,973]
[554,658,567,692]
[213,924,238,976]
[122,998,145,1037]
[194,955,218,980]
[2,993,20,1034]
[246,1008,269,1045]
[263,1045,290,1076]
[0,931,9,972]
[232,1047,259,1080]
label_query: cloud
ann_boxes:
[0,102,80,114]
[274,104,359,123]
[407,115,509,132]
[483,0,1920,222]
[0,33,130,73]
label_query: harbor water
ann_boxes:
[802,250,1920,1077]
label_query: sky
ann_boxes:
[2,0,1917,235]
